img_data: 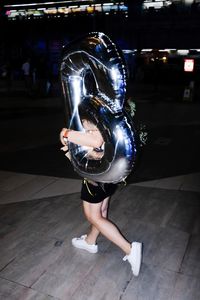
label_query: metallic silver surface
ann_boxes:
[60,32,137,183]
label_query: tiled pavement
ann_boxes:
[0,170,200,300]
[0,170,200,205]
[0,85,200,299]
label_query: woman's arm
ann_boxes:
[60,128,103,148]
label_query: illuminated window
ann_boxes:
[4,1,128,19]
[184,59,194,72]
[143,0,172,10]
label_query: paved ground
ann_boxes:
[0,170,200,300]
[0,81,200,299]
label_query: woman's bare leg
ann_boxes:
[86,225,99,245]
[83,199,131,255]
[85,197,109,245]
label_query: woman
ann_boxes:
[60,119,142,277]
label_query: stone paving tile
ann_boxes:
[122,264,177,300]
[0,237,64,287]
[118,218,188,273]
[0,277,58,300]
[0,175,58,204]
[180,234,200,278]
[145,176,184,190]
[69,250,133,300]
[168,202,200,234]
[0,170,15,181]
[0,173,36,192]
[0,184,199,299]
[181,172,200,188]
[172,273,200,300]
[30,178,82,200]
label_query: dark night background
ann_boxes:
[0,0,200,182]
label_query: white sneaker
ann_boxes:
[123,242,142,276]
[72,235,98,254]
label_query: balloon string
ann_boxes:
[84,178,95,196]
[122,179,127,186]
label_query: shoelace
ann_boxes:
[123,255,128,261]
[78,235,87,240]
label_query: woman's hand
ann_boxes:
[60,144,71,161]
[60,128,71,160]
[60,145,68,152]
[60,128,68,146]
[60,123,104,148]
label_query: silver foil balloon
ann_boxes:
[60,32,137,183]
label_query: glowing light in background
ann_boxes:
[184,59,194,72]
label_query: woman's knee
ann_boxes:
[87,211,102,225]
[83,201,102,224]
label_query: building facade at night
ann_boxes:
[1,1,200,82]
[2,1,128,20]
[1,1,200,47]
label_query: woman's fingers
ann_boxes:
[60,145,68,151]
